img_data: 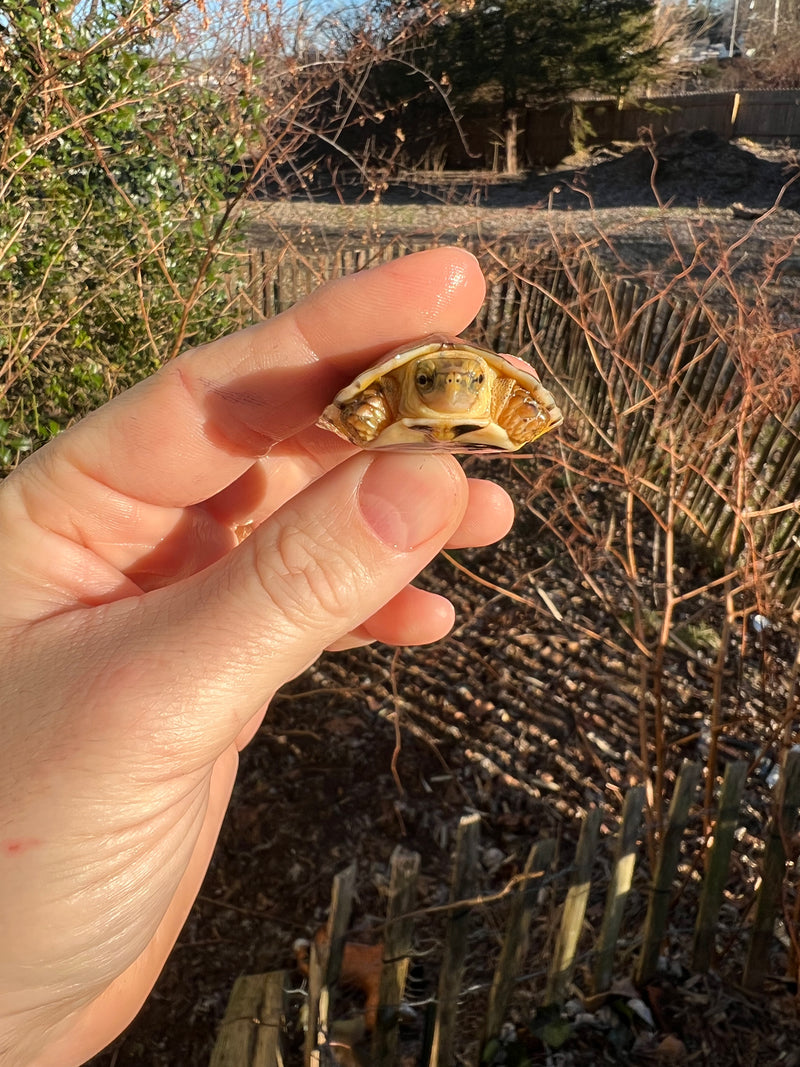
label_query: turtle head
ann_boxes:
[412,355,487,413]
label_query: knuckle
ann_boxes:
[253,520,363,630]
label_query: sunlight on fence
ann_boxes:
[246,229,800,611]
[211,752,800,1064]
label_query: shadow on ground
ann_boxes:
[262,129,800,215]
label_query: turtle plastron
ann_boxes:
[490,375,555,448]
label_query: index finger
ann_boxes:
[35,247,486,509]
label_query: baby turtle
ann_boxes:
[318,335,563,454]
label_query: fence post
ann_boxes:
[545,807,602,1005]
[593,786,645,993]
[429,812,482,1067]
[210,971,287,1067]
[744,748,800,989]
[482,837,556,1049]
[372,846,421,1066]
[636,761,702,986]
[304,863,357,1065]
[692,760,748,972]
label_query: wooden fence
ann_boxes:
[430,90,800,167]
[209,754,800,1065]
[247,233,800,611]
[526,89,800,166]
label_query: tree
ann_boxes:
[383,0,664,172]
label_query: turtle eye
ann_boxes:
[477,374,485,384]
[416,373,431,387]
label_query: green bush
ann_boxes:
[0,0,252,469]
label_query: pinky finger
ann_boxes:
[326,585,455,651]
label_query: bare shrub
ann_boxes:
[503,198,800,843]
[0,0,414,470]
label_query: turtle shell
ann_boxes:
[317,334,563,454]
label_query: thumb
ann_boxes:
[92,451,468,759]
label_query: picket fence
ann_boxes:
[209,754,800,1066]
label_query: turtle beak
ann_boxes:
[414,357,485,413]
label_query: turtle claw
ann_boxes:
[336,386,393,446]
[494,384,558,448]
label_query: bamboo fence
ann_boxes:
[247,234,800,611]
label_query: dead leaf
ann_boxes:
[655,1034,688,1063]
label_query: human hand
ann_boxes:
[0,248,514,1067]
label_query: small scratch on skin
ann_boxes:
[1,837,42,857]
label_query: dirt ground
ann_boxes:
[87,134,800,1067]
[250,129,800,243]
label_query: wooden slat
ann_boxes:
[545,808,602,1005]
[304,864,356,1065]
[744,748,800,989]
[325,864,357,986]
[482,838,556,1046]
[636,762,703,985]
[303,940,325,1067]
[372,846,421,1065]
[593,786,645,993]
[429,812,482,1067]
[692,761,749,973]
[210,971,287,1067]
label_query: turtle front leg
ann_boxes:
[490,378,556,448]
[337,384,395,447]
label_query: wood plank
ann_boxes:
[210,971,287,1067]
[545,807,602,1005]
[482,838,556,1046]
[429,812,482,1067]
[325,864,357,987]
[636,761,702,985]
[304,864,356,1065]
[692,760,748,973]
[593,786,645,993]
[744,748,800,989]
[372,846,421,1065]
[303,940,325,1067]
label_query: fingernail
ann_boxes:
[358,453,462,551]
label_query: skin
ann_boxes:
[0,248,515,1067]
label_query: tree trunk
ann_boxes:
[503,108,523,174]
